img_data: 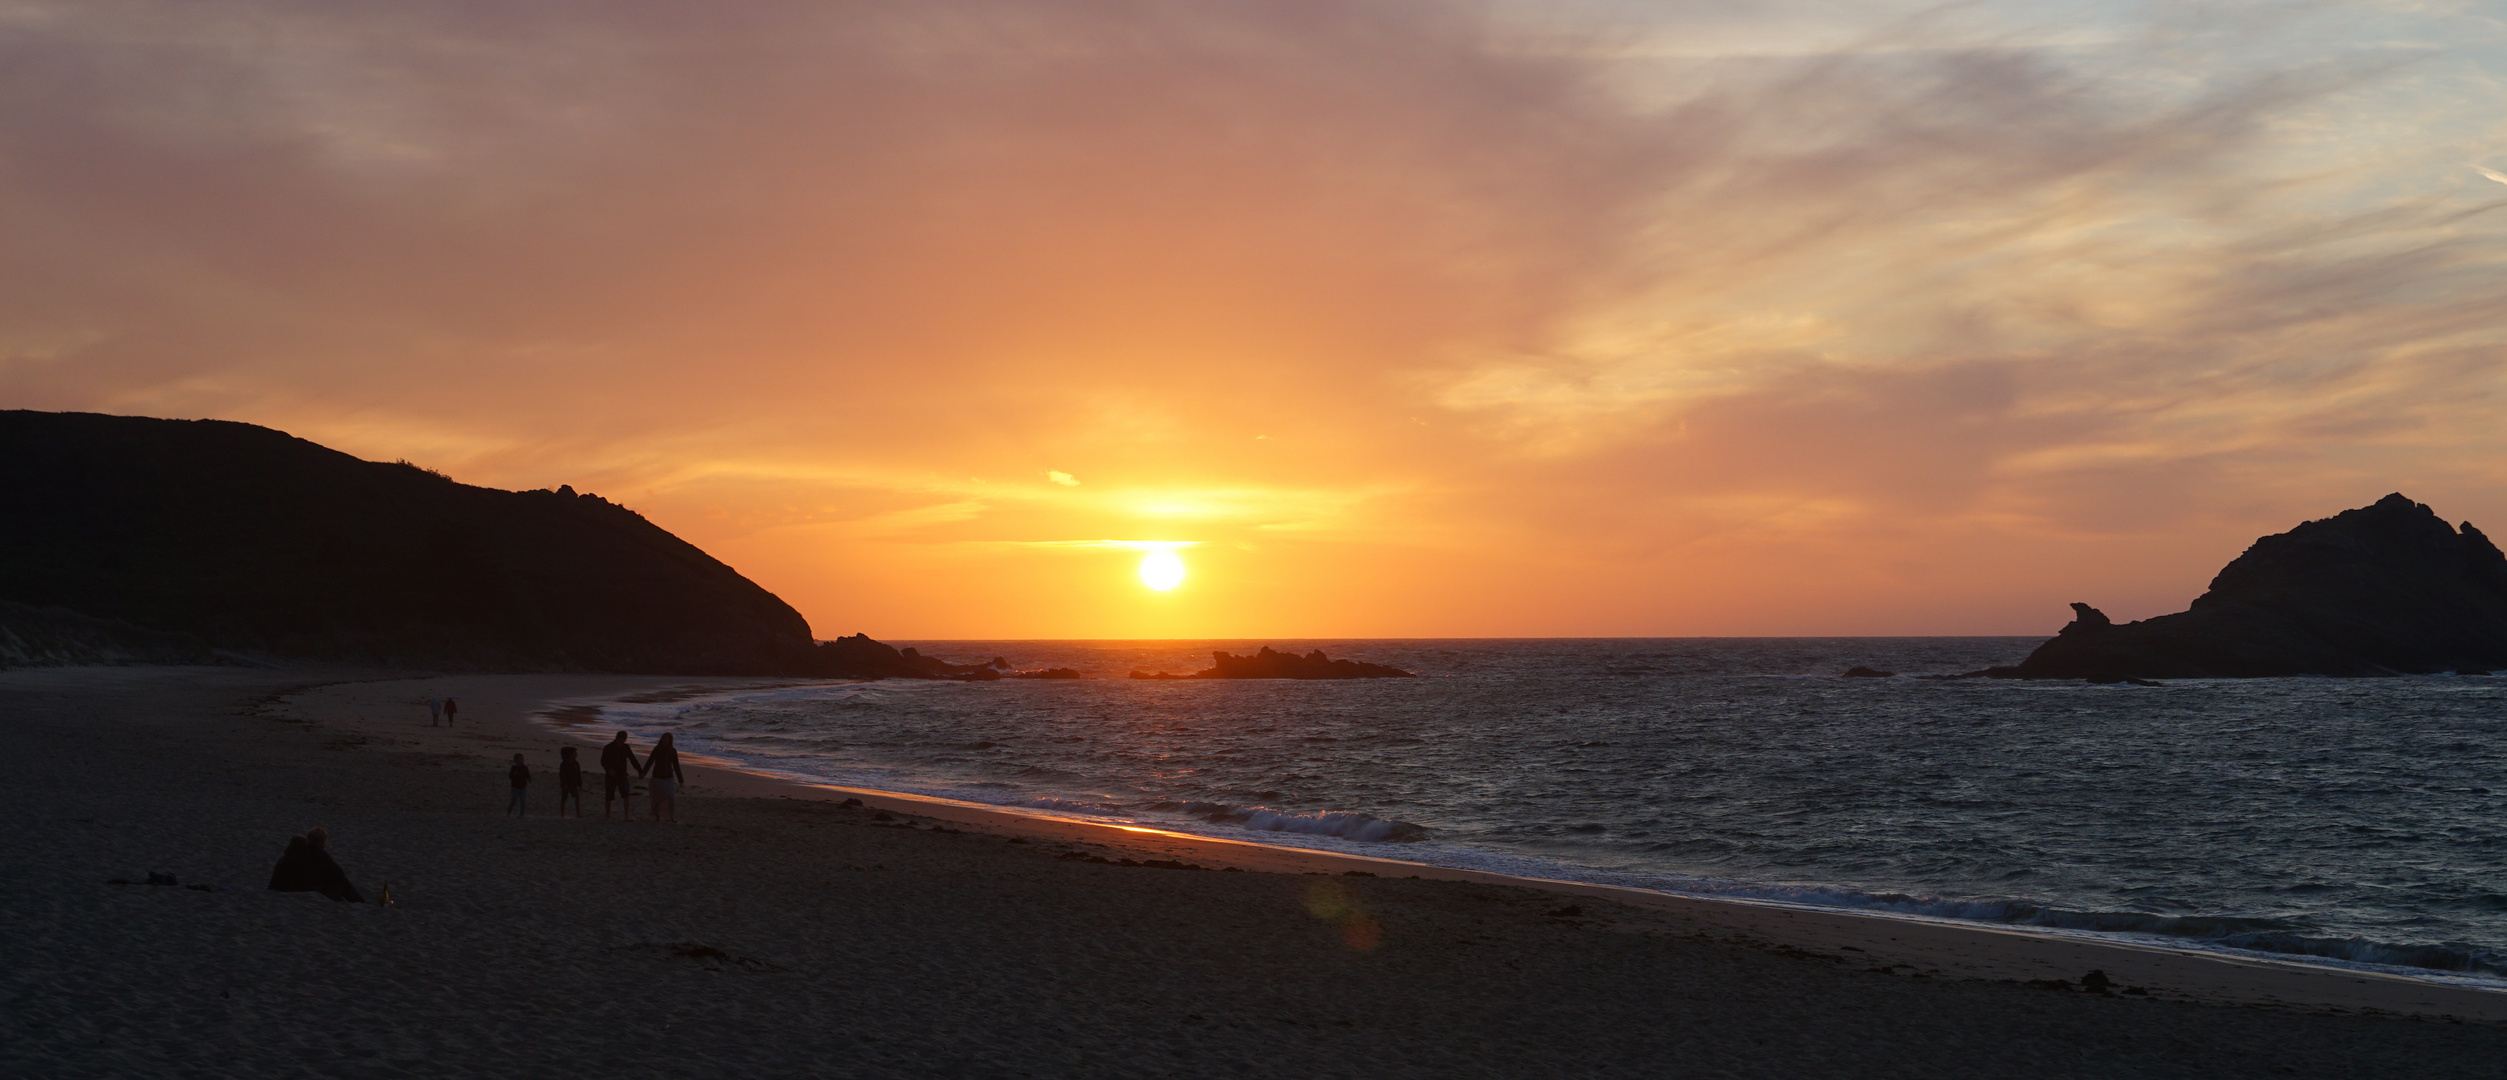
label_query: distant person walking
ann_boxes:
[647,733,684,823]
[426,696,445,727]
[557,746,584,818]
[506,753,531,817]
[600,731,644,819]
[442,697,460,726]
[267,826,364,902]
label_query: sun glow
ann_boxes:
[1138,550,1186,591]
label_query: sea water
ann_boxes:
[569,638,2507,986]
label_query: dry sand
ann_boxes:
[10,666,2505,1079]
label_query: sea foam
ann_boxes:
[1205,805,1428,842]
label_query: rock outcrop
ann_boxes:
[1993,494,2507,679]
[1130,646,1415,680]
[806,634,1010,680]
[1006,667,1084,679]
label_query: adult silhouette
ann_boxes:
[600,731,644,819]
[647,732,685,823]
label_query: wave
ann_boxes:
[1146,800,1428,842]
[1020,797,1130,815]
[1635,881,2507,978]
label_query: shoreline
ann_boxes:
[303,671,2507,1022]
[21,663,2507,1079]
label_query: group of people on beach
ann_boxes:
[424,696,460,727]
[506,731,684,822]
[265,730,684,908]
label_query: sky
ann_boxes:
[4,0,2505,639]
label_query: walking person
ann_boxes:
[426,696,444,727]
[442,697,460,726]
[600,731,644,819]
[505,753,531,817]
[557,746,584,818]
[647,733,684,824]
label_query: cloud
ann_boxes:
[1,0,2503,634]
[1013,540,1200,552]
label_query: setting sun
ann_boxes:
[1138,550,1186,591]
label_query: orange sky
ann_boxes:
[4,0,2506,638]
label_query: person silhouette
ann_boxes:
[647,733,684,823]
[267,826,364,902]
[506,753,531,817]
[557,746,584,818]
[600,731,644,819]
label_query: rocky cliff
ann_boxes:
[1996,494,2507,679]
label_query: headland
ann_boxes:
[1996,493,2507,680]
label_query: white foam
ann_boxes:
[1022,797,1129,815]
[1219,807,1428,842]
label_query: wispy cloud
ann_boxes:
[1,0,2502,634]
[1011,540,1202,552]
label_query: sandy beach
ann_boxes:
[11,665,2505,1079]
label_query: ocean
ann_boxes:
[564,638,2507,986]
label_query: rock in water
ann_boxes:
[1995,494,2507,679]
[1129,646,1415,679]
[811,635,1007,680]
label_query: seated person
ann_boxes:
[267,826,365,903]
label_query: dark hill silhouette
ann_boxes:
[1130,647,1415,680]
[0,598,231,668]
[0,410,968,676]
[1992,494,2507,679]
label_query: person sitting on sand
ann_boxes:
[506,752,531,818]
[600,731,643,819]
[647,732,684,823]
[557,746,584,818]
[267,835,312,890]
[267,827,364,903]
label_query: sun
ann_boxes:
[1138,550,1186,591]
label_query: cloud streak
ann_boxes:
[2,0,2503,635]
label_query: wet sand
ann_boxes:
[10,666,2505,1079]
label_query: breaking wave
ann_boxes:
[1649,883,2507,978]
[1147,800,1429,842]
